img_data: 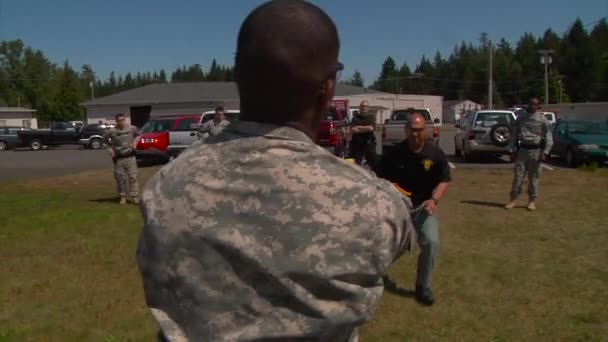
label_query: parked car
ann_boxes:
[136,115,201,163]
[16,121,82,150]
[78,123,111,149]
[0,126,30,151]
[166,110,240,158]
[454,110,516,162]
[551,120,608,167]
[381,108,441,151]
[317,105,348,157]
[541,111,558,126]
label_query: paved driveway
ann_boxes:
[0,147,112,183]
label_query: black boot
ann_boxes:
[415,286,435,306]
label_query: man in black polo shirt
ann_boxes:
[377,113,451,305]
[349,100,378,168]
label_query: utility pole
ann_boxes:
[538,49,554,105]
[558,75,565,103]
[488,40,493,110]
[89,81,95,100]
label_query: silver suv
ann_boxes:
[454,110,516,162]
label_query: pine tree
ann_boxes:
[47,61,84,121]
[347,70,365,87]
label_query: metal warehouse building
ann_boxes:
[81,82,443,128]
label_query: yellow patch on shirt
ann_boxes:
[423,159,434,171]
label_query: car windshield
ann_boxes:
[568,122,608,135]
[475,112,513,127]
[391,109,432,121]
[141,119,174,133]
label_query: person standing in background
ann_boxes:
[103,113,140,205]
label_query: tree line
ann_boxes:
[0,39,235,121]
[343,18,608,107]
[1,17,607,121]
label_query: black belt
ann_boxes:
[519,145,541,150]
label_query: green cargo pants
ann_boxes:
[413,210,439,290]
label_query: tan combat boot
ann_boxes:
[527,201,536,211]
[505,200,517,210]
[119,197,127,205]
[132,197,140,205]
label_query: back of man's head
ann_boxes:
[236,0,340,127]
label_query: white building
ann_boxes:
[543,102,608,121]
[441,100,482,123]
[81,82,444,128]
[335,93,444,125]
[0,107,38,128]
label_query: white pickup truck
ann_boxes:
[381,108,441,152]
[166,110,240,158]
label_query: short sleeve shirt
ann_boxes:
[378,140,452,206]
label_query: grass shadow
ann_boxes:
[461,200,506,208]
[89,197,121,204]
[383,276,415,298]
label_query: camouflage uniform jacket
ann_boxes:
[508,111,554,155]
[197,119,231,140]
[137,120,415,342]
[103,125,139,156]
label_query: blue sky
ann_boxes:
[1,0,606,86]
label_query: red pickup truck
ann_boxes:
[316,100,349,157]
[135,115,200,163]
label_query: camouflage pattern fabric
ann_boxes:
[197,119,231,141]
[114,156,139,197]
[104,125,140,198]
[137,120,415,341]
[508,111,553,200]
[104,125,139,156]
[509,111,554,155]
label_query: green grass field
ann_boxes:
[1,166,606,341]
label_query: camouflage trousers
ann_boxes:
[510,148,542,200]
[113,156,139,198]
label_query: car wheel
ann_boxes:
[489,123,511,147]
[30,139,42,151]
[90,138,102,150]
[566,148,578,168]
[0,141,7,151]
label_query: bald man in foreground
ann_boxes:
[377,113,451,306]
[136,1,414,340]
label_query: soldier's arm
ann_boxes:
[199,122,212,133]
[542,121,554,156]
[381,185,416,262]
[103,131,116,158]
[508,119,520,152]
[131,126,141,148]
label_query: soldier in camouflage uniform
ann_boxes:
[197,106,231,141]
[136,1,415,341]
[103,113,140,205]
[505,98,553,211]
